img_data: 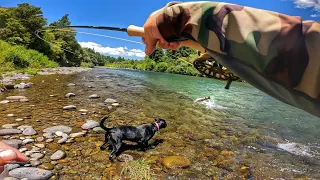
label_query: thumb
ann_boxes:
[0,150,17,166]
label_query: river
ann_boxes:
[0,67,319,179]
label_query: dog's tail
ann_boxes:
[100,116,112,132]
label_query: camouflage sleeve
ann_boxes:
[154,2,320,117]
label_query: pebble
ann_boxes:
[79,109,88,112]
[15,118,24,122]
[57,133,68,144]
[24,151,34,157]
[67,83,76,86]
[63,105,77,110]
[50,150,66,160]
[6,96,27,100]
[7,114,14,117]
[9,167,53,179]
[31,147,41,152]
[22,127,37,136]
[111,103,119,106]
[30,160,41,167]
[117,154,134,162]
[30,153,44,160]
[14,83,30,89]
[43,132,54,139]
[81,120,99,130]
[2,124,19,129]
[104,98,117,104]
[55,131,64,136]
[34,144,45,148]
[4,164,20,171]
[89,94,100,99]
[22,138,34,144]
[43,126,72,133]
[93,127,105,134]
[36,137,44,142]
[19,148,28,153]
[162,156,191,169]
[0,129,21,135]
[20,98,29,102]
[46,139,54,143]
[17,125,31,131]
[38,163,54,170]
[65,93,76,98]
[69,131,86,138]
[0,100,10,104]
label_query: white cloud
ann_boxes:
[311,13,320,17]
[79,42,145,58]
[293,0,320,11]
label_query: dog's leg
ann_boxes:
[100,133,109,150]
[109,142,122,160]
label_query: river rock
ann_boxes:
[43,132,54,139]
[36,137,44,142]
[30,160,41,167]
[20,98,29,102]
[50,150,66,160]
[67,83,76,86]
[104,98,117,103]
[89,94,100,99]
[43,126,72,133]
[117,154,133,162]
[4,164,20,171]
[63,105,76,110]
[9,167,53,180]
[2,140,22,149]
[7,114,14,117]
[30,153,44,160]
[81,120,99,130]
[38,163,54,170]
[17,125,31,131]
[0,129,21,135]
[22,127,37,136]
[6,96,27,100]
[162,156,190,169]
[69,131,86,138]
[2,124,19,129]
[14,83,30,89]
[79,109,88,113]
[93,127,105,133]
[65,93,76,98]
[46,139,54,143]
[34,144,45,148]
[15,118,23,122]
[22,138,34,145]
[57,133,68,144]
[19,148,28,153]
[0,100,10,104]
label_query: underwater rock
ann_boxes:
[93,127,105,134]
[70,131,86,138]
[89,94,100,99]
[2,140,22,149]
[67,83,76,86]
[6,96,27,100]
[50,150,66,160]
[2,124,19,129]
[22,138,34,145]
[63,105,76,110]
[117,154,133,162]
[38,163,54,170]
[65,93,76,98]
[104,98,117,104]
[4,164,20,171]
[30,153,44,160]
[162,156,190,169]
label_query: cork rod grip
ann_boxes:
[127,25,205,53]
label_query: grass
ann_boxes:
[120,160,154,180]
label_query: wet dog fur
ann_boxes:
[99,116,167,160]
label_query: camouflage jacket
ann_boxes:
[152,1,320,118]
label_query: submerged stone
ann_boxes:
[162,156,190,169]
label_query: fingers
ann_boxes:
[0,150,17,166]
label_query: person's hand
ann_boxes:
[0,141,29,173]
[142,12,179,56]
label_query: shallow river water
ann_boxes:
[0,68,319,179]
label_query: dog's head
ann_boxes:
[155,118,167,129]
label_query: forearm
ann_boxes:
[154,2,320,117]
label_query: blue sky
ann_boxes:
[2,0,320,59]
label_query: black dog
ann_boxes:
[99,116,167,160]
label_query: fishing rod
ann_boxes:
[35,25,205,53]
